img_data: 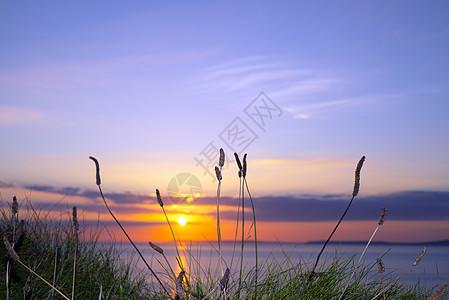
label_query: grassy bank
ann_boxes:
[1,153,447,299]
[0,198,152,299]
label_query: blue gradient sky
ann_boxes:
[1,1,448,242]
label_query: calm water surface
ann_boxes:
[115,241,448,289]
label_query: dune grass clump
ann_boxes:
[0,198,155,299]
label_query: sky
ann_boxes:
[1,1,448,244]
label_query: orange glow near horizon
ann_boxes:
[85,218,449,244]
[1,186,448,245]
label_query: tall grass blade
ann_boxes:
[52,233,59,300]
[339,207,387,299]
[88,156,171,299]
[310,155,365,278]
[71,206,79,300]
[243,154,258,297]
[215,148,225,277]
[233,153,246,298]
[6,196,18,300]
[156,188,184,271]
[230,153,242,271]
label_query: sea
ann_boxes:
[114,240,449,290]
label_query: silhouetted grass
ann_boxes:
[0,198,155,299]
[0,153,446,299]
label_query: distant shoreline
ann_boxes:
[122,239,449,246]
[304,240,449,246]
[218,239,449,246]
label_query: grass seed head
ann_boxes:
[242,153,247,178]
[3,236,19,261]
[219,148,225,167]
[88,156,101,185]
[235,152,243,178]
[148,241,164,254]
[428,283,448,300]
[378,207,387,226]
[156,189,164,207]
[12,195,18,216]
[215,166,222,180]
[72,206,79,232]
[234,153,243,170]
[413,247,426,266]
[376,258,385,273]
[175,270,186,298]
[352,156,365,197]
[220,267,230,289]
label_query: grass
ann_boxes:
[1,152,447,299]
[0,198,153,299]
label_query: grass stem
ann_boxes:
[157,189,184,271]
[339,208,387,299]
[215,165,223,277]
[89,156,171,299]
[244,176,258,297]
[310,156,365,279]
[97,185,171,298]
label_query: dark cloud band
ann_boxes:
[2,180,448,222]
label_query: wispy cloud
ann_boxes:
[270,78,341,98]
[284,95,378,120]
[191,57,341,101]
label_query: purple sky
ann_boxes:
[1,1,448,242]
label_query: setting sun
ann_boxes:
[177,216,188,227]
